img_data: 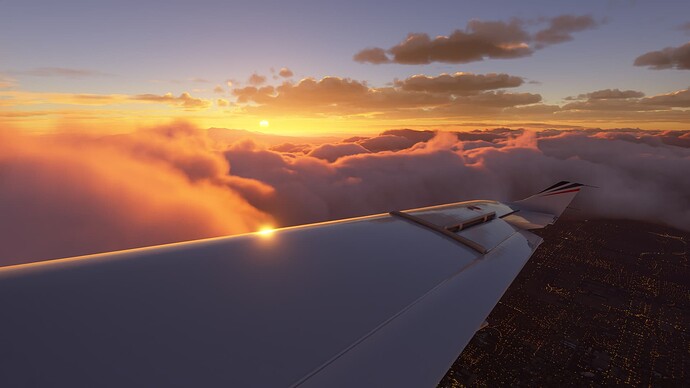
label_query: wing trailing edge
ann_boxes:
[504,181,585,229]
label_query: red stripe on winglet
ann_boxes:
[542,188,581,197]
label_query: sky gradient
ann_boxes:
[1,0,689,135]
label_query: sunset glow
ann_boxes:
[0,2,688,135]
[0,0,689,265]
[257,226,275,237]
[1,3,689,385]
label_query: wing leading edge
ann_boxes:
[0,182,583,387]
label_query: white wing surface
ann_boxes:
[0,182,583,387]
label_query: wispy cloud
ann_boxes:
[565,89,645,101]
[131,92,212,110]
[0,74,16,89]
[11,67,112,78]
[534,14,599,46]
[680,21,690,34]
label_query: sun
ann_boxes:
[259,120,269,128]
[257,226,275,237]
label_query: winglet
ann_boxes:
[504,181,587,230]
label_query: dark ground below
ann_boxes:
[438,219,690,387]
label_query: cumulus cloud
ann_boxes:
[213,85,225,93]
[308,142,370,162]
[354,15,598,65]
[248,73,267,86]
[634,42,690,70]
[278,67,294,78]
[132,92,211,110]
[217,98,229,107]
[2,124,689,267]
[221,128,690,234]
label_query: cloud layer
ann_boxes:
[2,123,688,267]
[227,74,689,126]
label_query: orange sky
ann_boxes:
[1,3,689,136]
[2,79,689,136]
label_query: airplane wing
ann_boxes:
[0,181,584,387]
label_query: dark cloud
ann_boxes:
[354,15,598,65]
[132,92,211,110]
[634,42,690,70]
[353,48,390,64]
[278,67,294,78]
[387,21,531,65]
[396,72,524,94]
[534,15,598,46]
